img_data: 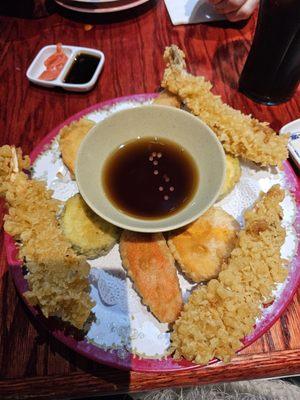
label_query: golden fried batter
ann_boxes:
[168,207,240,282]
[61,194,119,259]
[0,145,30,195]
[119,231,183,323]
[218,154,241,200]
[171,185,286,364]
[153,90,181,108]
[59,118,95,177]
[161,45,288,167]
[0,146,94,330]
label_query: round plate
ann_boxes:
[70,0,121,3]
[5,94,300,372]
[55,0,150,13]
[58,0,139,7]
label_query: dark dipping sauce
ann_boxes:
[64,53,100,84]
[102,137,199,219]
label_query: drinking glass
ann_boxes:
[239,0,300,105]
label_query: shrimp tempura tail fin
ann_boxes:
[163,45,186,70]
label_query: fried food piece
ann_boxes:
[0,146,93,330]
[168,207,240,282]
[153,90,181,108]
[59,118,95,177]
[61,194,119,259]
[0,145,30,195]
[119,231,183,323]
[161,45,288,167]
[171,185,286,364]
[218,154,241,200]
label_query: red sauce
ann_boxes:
[39,43,68,81]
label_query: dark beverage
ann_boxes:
[239,0,300,105]
[102,137,199,219]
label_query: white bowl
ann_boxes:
[76,105,226,232]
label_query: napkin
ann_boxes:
[164,0,225,25]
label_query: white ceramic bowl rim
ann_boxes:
[76,105,226,232]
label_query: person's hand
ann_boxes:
[209,0,259,22]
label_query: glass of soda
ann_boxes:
[239,0,300,105]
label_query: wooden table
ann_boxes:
[1,1,300,399]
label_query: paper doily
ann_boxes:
[31,98,298,359]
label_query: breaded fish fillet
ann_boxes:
[0,146,94,330]
[171,185,286,364]
[61,194,119,259]
[119,231,183,323]
[161,45,288,167]
[168,207,240,282]
[59,118,95,177]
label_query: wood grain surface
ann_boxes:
[1,1,300,399]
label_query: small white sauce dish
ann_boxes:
[280,118,300,170]
[26,45,105,92]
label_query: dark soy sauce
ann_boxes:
[102,137,199,219]
[64,53,100,84]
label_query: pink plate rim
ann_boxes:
[5,93,300,372]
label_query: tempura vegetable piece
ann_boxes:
[59,118,95,177]
[162,45,288,167]
[120,231,183,323]
[168,207,239,282]
[171,185,286,364]
[61,194,119,259]
[218,154,241,200]
[153,90,181,108]
[0,146,93,330]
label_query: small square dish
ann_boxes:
[280,119,300,170]
[26,44,105,92]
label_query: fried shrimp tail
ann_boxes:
[120,231,183,323]
[0,145,94,330]
[162,45,288,167]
